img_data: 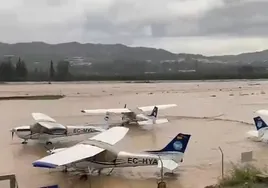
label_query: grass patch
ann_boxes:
[206,164,268,188]
[0,94,65,100]
[219,164,262,187]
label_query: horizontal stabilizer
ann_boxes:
[137,118,169,126]
[246,130,258,138]
[138,104,177,112]
[81,108,131,114]
[158,159,179,171]
[32,113,56,122]
[256,110,268,117]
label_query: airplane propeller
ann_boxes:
[10,129,15,140]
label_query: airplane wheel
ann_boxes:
[46,141,52,145]
[79,175,88,181]
[157,181,166,188]
[22,141,27,144]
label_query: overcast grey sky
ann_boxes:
[1,0,268,55]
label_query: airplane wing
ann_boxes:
[32,113,56,123]
[88,126,129,145]
[33,143,104,168]
[81,108,132,114]
[138,104,177,112]
[38,122,66,130]
[32,127,129,168]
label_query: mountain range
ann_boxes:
[0,41,267,65]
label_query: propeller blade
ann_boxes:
[44,146,52,153]
[10,129,15,140]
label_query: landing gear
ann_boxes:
[62,166,68,173]
[107,168,115,175]
[21,140,28,144]
[46,141,52,145]
[79,174,88,181]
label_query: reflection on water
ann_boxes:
[1,81,268,187]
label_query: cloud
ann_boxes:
[0,0,268,55]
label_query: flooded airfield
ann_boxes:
[2,81,268,188]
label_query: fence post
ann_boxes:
[219,147,224,179]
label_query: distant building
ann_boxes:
[65,57,92,66]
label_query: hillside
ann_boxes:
[0,41,268,66]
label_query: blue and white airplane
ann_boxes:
[32,127,191,179]
[246,116,268,142]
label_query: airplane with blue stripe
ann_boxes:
[32,127,191,179]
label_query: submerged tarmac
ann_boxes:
[1,81,268,188]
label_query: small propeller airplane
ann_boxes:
[32,126,191,180]
[246,116,268,142]
[81,104,176,126]
[10,113,108,145]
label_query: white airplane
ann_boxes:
[81,104,177,126]
[32,127,191,180]
[10,113,107,145]
[246,116,268,142]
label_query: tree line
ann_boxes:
[1,58,268,82]
[0,58,71,81]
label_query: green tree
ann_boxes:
[49,60,55,81]
[15,58,28,80]
[56,60,71,80]
[0,61,15,81]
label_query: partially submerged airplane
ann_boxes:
[10,113,107,145]
[81,104,177,127]
[32,126,191,179]
[247,116,268,142]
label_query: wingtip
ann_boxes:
[32,161,57,169]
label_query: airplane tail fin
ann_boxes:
[148,106,158,120]
[145,133,191,170]
[253,116,268,137]
[145,133,191,156]
[137,107,169,129]
[253,116,268,131]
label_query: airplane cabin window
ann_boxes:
[50,128,67,135]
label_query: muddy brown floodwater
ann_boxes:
[2,81,268,188]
